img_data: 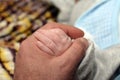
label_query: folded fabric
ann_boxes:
[76,41,120,80]
[75,0,120,49]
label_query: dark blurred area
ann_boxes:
[0,0,59,80]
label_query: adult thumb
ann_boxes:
[60,38,88,68]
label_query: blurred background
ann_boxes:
[0,0,60,80]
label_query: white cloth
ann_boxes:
[49,0,76,23]
[73,0,120,79]
[49,0,100,24]
[76,42,120,80]
[69,0,100,25]
[75,0,120,49]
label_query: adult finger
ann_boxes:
[38,22,84,39]
[60,38,88,68]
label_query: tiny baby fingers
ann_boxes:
[37,41,54,55]
[33,31,57,55]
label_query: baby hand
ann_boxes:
[33,28,72,56]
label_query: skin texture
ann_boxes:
[33,28,72,56]
[14,22,88,80]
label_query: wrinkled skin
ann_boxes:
[33,28,72,56]
[14,22,88,80]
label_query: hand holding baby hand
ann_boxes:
[33,28,72,56]
[14,22,88,80]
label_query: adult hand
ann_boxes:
[14,22,88,80]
